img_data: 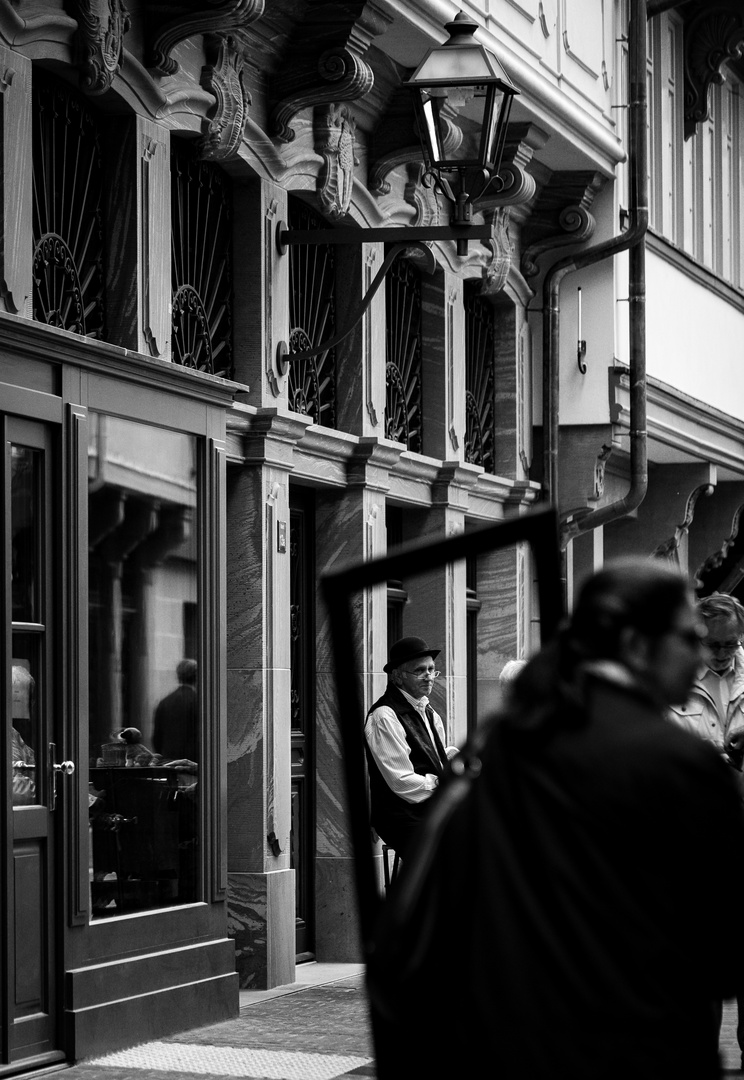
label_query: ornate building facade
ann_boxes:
[0,0,742,1067]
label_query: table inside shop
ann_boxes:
[89,766,197,914]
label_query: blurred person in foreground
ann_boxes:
[370,560,744,1080]
[670,592,744,1069]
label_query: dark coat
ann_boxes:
[152,684,197,762]
[371,670,744,1079]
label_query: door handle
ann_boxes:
[48,743,75,810]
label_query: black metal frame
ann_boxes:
[320,505,563,957]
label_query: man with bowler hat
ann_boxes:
[364,636,458,858]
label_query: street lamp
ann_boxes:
[405,11,519,252]
[275,11,520,373]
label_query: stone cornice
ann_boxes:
[145,0,265,77]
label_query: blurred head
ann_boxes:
[176,659,197,686]
[500,659,527,688]
[697,593,744,675]
[569,559,704,705]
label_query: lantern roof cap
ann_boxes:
[406,11,519,92]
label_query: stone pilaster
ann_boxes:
[232,179,289,405]
[312,439,397,958]
[333,241,386,437]
[421,270,465,462]
[226,410,310,989]
[0,46,31,317]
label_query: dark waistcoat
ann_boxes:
[365,684,447,851]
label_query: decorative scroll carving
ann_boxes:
[654,482,715,561]
[520,170,604,279]
[370,113,461,196]
[478,208,512,296]
[695,503,744,582]
[68,0,131,96]
[198,34,250,161]
[145,0,264,77]
[478,122,546,213]
[315,103,357,219]
[270,2,391,143]
[404,163,440,228]
[592,444,613,502]
[684,3,744,139]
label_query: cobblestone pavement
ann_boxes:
[60,968,743,1080]
[69,965,375,1080]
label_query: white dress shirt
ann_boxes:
[364,688,458,804]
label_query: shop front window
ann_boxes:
[87,414,200,918]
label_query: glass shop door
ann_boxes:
[2,417,66,1070]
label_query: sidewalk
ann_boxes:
[69,964,375,1080]
[59,971,742,1080]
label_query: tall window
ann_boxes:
[32,74,105,337]
[88,414,200,918]
[464,283,497,475]
[385,257,423,453]
[171,139,233,377]
[287,198,337,426]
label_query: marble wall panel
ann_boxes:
[227,666,265,870]
[475,545,525,722]
[315,857,364,962]
[493,298,520,480]
[228,869,294,989]
[315,668,353,860]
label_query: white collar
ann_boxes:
[399,687,429,710]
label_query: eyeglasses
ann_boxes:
[402,668,441,679]
[705,640,741,654]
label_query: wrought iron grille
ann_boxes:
[287,199,336,427]
[32,75,105,337]
[171,140,233,378]
[385,257,423,453]
[464,283,496,474]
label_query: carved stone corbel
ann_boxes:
[520,171,604,280]
[653,482,716,561]
[315,103,358,219]
[67,0,131,96]
[684,2,744,139]
[477,123,547,213]
[271,3,391,144]
[403,162,441,228]
[145,0,264,77]
[197,34,250,162]
[478,208,512,296]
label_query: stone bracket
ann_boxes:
[198,33,251,162]
[66,0,131,96]
[520,170,605,280]
[650,465,718,560]
[270,2,391,144]
[145,0,264,77]
[315,103,358,220]
[684,2,744,139]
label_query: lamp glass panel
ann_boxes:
[412,45,495,83]
[420,86,489,165]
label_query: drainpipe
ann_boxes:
[544,0,649,574]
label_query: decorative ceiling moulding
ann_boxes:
[270,2,391,144]
[520,170,605,280]
[145,0,265,78]
[65,0,131,95]
[197,33,250,161]
[314,102,358,219]
[684,1,744,139]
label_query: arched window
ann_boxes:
[464,281,496,474]
[32,74,105,337]
[171,139,233,377]
[287,197,337,427]
[385,256,423,453]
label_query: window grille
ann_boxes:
[32,75,105,337]
[464,283,496,474]
[171,139,233,378]
[385,257,423,453]
[287,199,337,427]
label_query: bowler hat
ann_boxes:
[384,636,440,673]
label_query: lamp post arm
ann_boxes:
[276,240,433,373]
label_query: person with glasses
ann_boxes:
[670,593,744,769]
[670,591,744,1070]
[365,636,458,859]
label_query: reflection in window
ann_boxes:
[11,447,42,806]
[87,414,200,917]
